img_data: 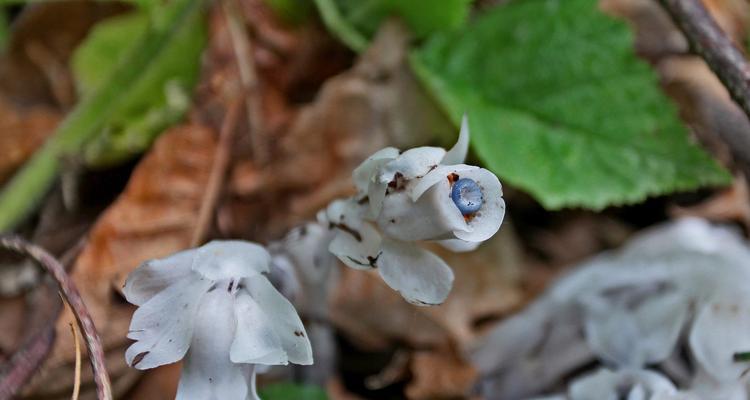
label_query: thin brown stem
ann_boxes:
[69,322,81,400]
[222,0,268,165]
[0,236,112,400]
[191,99,242,246]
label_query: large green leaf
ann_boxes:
[72,4,204,166]
[259,383,328,400]
[0,0,205,231]
[411,0,730,210]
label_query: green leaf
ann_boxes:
[72,13,149,94]
[314,0,471,51]
[259,383,328,400]
[72,4,204,166]
[411,0,730,210]
[0,0,205,232]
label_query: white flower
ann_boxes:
[567,368,678,400]
[356,115,505,244]
[325,115,505,306]
[474,218,750,399]
[123,241,313,400]
[268,222,339,385]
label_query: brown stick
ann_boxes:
[222,0,268,165]
[0,236,112,400]
[657,0,750,121]
[191,99,242,246]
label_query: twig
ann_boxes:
[0,236,112,400]
[68,323,81,400]
[191,99,242,246]
[0,238,84,400]
[657,0,750,122]
[222,0,269,164]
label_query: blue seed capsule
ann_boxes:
[451,178,483,215]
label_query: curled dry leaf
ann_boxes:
[19,125,216,399]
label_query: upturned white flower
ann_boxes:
[326,116,505,306]
[123,241,313,400]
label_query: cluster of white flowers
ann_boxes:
[474,218,750,400]
[321,116,506,305]
[123,241,313,400]
[122,116,507,398]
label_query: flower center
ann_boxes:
[451,178,483,215]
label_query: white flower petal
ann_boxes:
[583,290,688,367]
[230,291,287,365]
[123,249,195,306]
[193,241,270,281]
[441,114,470,165]
[126,275,211,370]
[280,222,337,284]
[377,239,454,306]
[689,291,750,383]
[438,238,481,252]
[352,147,399,192]
[378,146,446,183]
[329,222,382,270]
[323,198,366,229]
[175,288,248,400]
[451,167,505,242]
[353,147,399,193]
[568,368,677,400]
[244,276,313,365]
[377,183,468,242]
[367,179,389,219]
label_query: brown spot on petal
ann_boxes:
[448,173,460,184]
[132,351,150,367]
[294,330,305,337]
[331,223,362,242]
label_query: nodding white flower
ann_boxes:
[326,115,505,306]
[123,241,312,400]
